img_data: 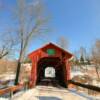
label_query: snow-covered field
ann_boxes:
[0,72,15,81]
[0,97,9,100]
[71,71,85,78]
[0,98,7,100]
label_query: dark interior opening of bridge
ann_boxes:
[36,57,67,88]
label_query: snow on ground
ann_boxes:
[0,72,15,89]
[0,72,15,81]
[0,98,8,100]
[68,88,100,100]
[1,86,100,100]
[71,71,85,78]
[12,86,87,100]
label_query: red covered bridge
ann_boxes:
[28,43,73,88]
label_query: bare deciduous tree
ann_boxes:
[79,47,87,61]
[72,47,90,72]
[0,32,16,59]
[92,39,100,79]
[57,36,68,50]
[9,0,49,85]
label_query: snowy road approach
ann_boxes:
[12,86,87,100]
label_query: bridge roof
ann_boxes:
[28,42,73,59]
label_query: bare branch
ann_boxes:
[57,36,69,50]
[91,39,100,79]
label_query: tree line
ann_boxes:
[72,40,100,80]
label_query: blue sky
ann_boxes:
[43,0,100,52]
[0,0,100,54]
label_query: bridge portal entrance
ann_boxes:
[36,57,67,87]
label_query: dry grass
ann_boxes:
[0,59,17,74]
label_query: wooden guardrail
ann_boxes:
[0,84,23,96]
[68,80,100,92]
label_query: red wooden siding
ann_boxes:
[28,43,73,88]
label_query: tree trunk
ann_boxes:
[95,65,100,80]
[14,61,21,85]
[95,65,100,79]
[14,38,23,85]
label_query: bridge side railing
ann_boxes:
[68,80,100,96]
[0,84,23,99]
